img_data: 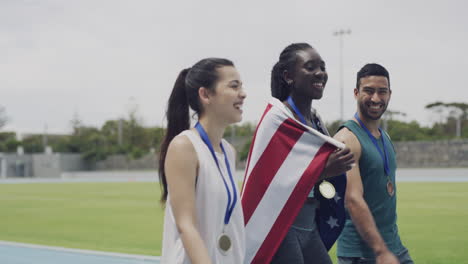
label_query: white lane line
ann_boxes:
[0,240,160,261]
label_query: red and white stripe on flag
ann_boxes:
[241,98,342,264]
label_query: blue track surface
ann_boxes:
[0,241,160,264]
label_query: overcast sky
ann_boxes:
[1,0,467,135]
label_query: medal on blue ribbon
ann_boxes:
[287,96,336,199]
[195,122,237,254]
[354,113,394,196]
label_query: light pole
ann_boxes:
[333,29,351,121]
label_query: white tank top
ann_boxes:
[161,130,245,264]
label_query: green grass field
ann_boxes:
[1,182,467,263]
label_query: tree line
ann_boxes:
[0,102,467,164]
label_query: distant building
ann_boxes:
[0,151,85,178]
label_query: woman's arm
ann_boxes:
[165,135,212,264]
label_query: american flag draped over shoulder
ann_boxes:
[241,98,347,264]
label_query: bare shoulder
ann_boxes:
[166,134,198,167]
[169,134,195,151]
[334,125,361,158]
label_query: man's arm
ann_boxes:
[334,128,399,264]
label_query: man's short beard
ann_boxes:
[358,102,386,121]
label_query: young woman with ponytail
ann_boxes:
[159,58,246,264]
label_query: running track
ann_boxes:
[0,241,160,264]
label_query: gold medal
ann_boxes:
[218,233,232,255]
[387,180,395,196]
[319,180,336,199]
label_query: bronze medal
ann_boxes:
[218,233,232,255]
[319,180,336,199]
[387,180,395,196]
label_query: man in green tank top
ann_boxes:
[334,64,413,264]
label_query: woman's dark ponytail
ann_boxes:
[159,68,190,203]
[271,62,290,101]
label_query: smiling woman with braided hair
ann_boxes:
[269,43,355,264]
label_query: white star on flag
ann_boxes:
[334,193,341,203]
[326,216,339,229]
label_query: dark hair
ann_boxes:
[271,43,313,101]
[356,63,390,89]
[159,58,234,203]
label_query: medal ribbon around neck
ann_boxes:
[287,96,308,125]
[287,96,336,199]
[354,112,390,176]
[287,96,324,132]
[195,122,237,225]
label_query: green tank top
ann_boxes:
[337,120,404,258]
